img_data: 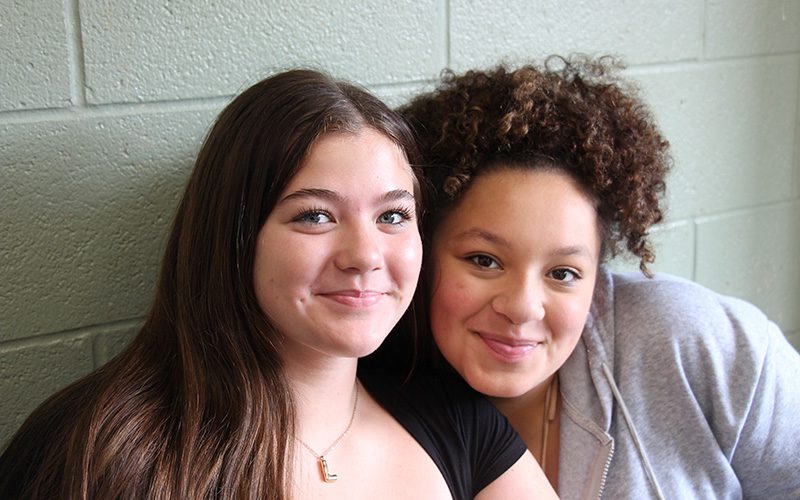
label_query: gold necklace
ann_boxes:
[296,382,359,483]
[540,374,559,471]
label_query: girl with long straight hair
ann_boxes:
[0,69,554,499]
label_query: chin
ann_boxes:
[464,372,534,399]
[495,387,535,399]
[480,386,530,400]
[353,334,393,358]
[460,373,501,397]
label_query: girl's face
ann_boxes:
[429,168,599,400]
[253,129,422,368]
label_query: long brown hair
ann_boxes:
[0,69,420,499]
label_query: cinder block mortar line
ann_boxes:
[0,95,231,125]
[370,79,438,93]
[0,318,143,351]
[624,51,800,78]
[444,0,451,68]
[702,48,800,62]
[691,198,800,223]
[64,0,86,107]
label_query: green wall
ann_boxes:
[2,0,799,446]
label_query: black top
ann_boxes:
[1,367,526,499]
[359,366,527,499]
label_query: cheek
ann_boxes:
[253,256,276,318]
[253,245,284,313]
[429,285,459,361]
[549,291,593,340]
[397,233,423,281]
[385,233,422,300]
[429,262,476,340]
[253,231,312,305]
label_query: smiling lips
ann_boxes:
[478,333,542,362]
[319,289,386,308]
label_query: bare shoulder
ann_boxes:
[474,451,558,500]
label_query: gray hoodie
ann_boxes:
[557,269,800,499]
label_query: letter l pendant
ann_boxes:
[319,456,338,482]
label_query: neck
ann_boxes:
[489,373,557,459]
[286,355,360,447]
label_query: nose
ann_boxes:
[491,275,545,325]
[333,221,383,273]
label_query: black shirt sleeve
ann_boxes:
[359,366,526,499]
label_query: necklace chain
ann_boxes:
[540,374,559,471]
[295,381,359,482]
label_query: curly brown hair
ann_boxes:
[400,55,671,274]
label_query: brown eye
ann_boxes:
[468,254,500,269]
[549,268,579,283]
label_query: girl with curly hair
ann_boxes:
[0,69,555,499]
[395,57,800,498]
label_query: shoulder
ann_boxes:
[589,270,792,424]
[359,365,526,498]
[594,270,799,431]
[599,271,773,358]
[594,272,800,497]
[0,375,96,498]
[609,271,765,323]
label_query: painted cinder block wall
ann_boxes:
[2,0,798,446]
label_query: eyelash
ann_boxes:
[291,206,333,225]
[466,256,583,285]
[290,206,414,225]
[548,268,582,283]
[467,254,501,270]
[378,207,414,225]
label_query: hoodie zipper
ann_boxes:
[596,439,614,499]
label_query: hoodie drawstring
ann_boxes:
[601,362,666,500]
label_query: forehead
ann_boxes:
[453,167,592,210]
[287,129,414,189]
[435,168,600,252]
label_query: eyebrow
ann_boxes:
[453,228,593,257]
[279,188,415,205]
[548,245,593,258]
[381,189,416,203]
[279,188,343,204]
[453,228,513,248]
